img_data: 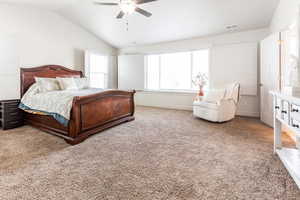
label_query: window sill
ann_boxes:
[139,89,199,95]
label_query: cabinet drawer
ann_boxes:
[281,100,290,124]
[0,100,23,130]
[2,120,23,130]
[291,118,300,132]
[3,105,20,113]
[3,110,23,121]
[275,97,282,118]
[3,101,20,108]
[291,103,300,121]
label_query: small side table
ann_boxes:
[0,99,24,130]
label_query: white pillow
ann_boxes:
[74,78,89,89]
[203,89,226,103]
[35,77,61,93]
[56,77,78,90]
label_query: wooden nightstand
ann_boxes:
[0,99,24,130]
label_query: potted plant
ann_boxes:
[192,72,208,101]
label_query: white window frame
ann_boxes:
[90,71,108,89]
[145,49,210,92]
[85,50,109,89]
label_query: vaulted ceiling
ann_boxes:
[1,0,279,48]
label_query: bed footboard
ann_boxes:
[67,90,135,144]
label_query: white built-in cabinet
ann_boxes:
[271,92,300,188]
[262,31,300,188]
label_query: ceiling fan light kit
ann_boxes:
[120,0,136,14]
[94,0,157,19]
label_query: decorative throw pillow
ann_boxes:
[56,77,78,90]
[35,77,61,93]
[74,78,89,89]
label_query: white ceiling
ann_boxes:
[1,0,279,48]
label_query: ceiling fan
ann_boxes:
[94,0,157,19]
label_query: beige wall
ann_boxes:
[120,28,270,117]
[270,0,300,33]
[0,4,117,100]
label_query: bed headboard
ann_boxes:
[20,65,83,97]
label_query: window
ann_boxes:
[146,50,209,91]
[87,53,109,88]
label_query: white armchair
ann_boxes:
[193,83,240,122]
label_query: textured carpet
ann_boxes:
[0,106,299,200]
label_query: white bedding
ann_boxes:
[20,84,104,125]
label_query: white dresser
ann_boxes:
[270,91,300,188]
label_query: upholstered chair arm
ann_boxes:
[217,99,238,121]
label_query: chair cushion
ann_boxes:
[203,89,225,103]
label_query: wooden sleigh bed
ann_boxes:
[20,65,135,145]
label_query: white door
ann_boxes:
[260,33,281,127]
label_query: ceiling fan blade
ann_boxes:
[135,7,152,17]
[94,2,119,6]
[116,11,125,19]
[135,0,158,4]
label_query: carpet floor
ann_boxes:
[0,106,299,200]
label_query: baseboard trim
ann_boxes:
[136,103,259,117]
[236,111,260,117]
[137,104,193,111]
